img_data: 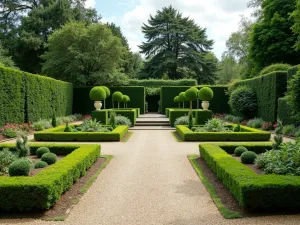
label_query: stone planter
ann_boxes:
[201,101,210,110]
[94,101,102,111]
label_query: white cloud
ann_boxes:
[103,0,253,59]
[85,0,96,8]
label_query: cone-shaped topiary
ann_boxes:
[36,147,50,158]
[185,87,198,109]
[9,159,31,176]
[112,91,123,109]
[188,111,193,129]
[178,92,186,108]
[234,146,248,156]
[52,114,57,127]
[16,133,30,158]
[198,87,214,101]
[34,161,48,169]
[89,86,107,101]
[41,152,57,165]
[110,111,116,129]
[241,151,257,164]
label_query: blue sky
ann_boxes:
[86,0,253,59]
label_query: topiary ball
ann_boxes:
[9,159,31,176]
[100,86,110,97]
[123,95,130,103]
[174,96,179,103]
[41,153,58,165]
[178,92,186,102]
[36,147,50,158]
[185,87,198,101]
[198,87,214,101]
[241,151,257,164]
[34,161,48,169]
[112,91,123,102]
[89,87,107,101]
[234,146,248,156]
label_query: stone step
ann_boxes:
[135,123,170,126]
[136,120,169,123]
[130,126,175,130]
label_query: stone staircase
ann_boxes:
[131,113,174,130]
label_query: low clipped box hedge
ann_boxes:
[199,142,300,210]
[92,110,108,125]
[107,109,137,126]
[34,125,128,141]
[0,143,100,211]
[176,125,271,141]
[169,109,200,127]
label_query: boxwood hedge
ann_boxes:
[168,109,212,127]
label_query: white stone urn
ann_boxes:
[201,101,210,110]
[94,101,102,111]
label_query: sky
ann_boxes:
[85,0,253,59]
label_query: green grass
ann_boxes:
[171,131,183,142]
[188,155,243,219]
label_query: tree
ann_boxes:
[216,54,242,84]
[292,0,300,51]
[139,6,214,80]
[0,44,17,68]
[42,22,125,86]
[248,0,300,76]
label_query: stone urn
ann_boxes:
[94,101,102,111]
[201,101,210,110]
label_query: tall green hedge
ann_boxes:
[160,86,229,115]
[0,66,73,126]
[73,86,145,114]
[287,65,300,81]
[278,97,296,125]
[128,79,197,87]
[230,71,287,122]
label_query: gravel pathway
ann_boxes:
[1,130,300,225]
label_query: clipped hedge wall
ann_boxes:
[195,110,213,125]
[277,97,296,125]
[128,79,197,87]
[0,143,99,211]
[92,110,108,125]
[230,71,287,122]
[161,86,229,115]
[73,86,145,115]
[0,66,73,126]
[176,125,271,141]
[108,109,136,126]
[169,109,202,127]
[287,65,300,81]
[34,125,128,142]
[199,143,300,210]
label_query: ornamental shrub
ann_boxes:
[188,111,193,129]
[109,111,116,129]
[287,71,300,123]
[234,146,248,156]
[100,86,110,97]
[112,91,123,101]
[174,116,188,126]
[185,87,198,109]
[283,125,296,137]
[273,119,283,150]
[178,92,186,108]
[64,122,72,132]
[89,86,107,101]
[41,153,57,165]
[0,148,17,175]
[8,159,31,176]
[233,123,241,132]
[16,134,30,158]
[34,161,48,169]
[36,147,50,158]
[240,151,257,164]
[229,86,257,118]
[198,87,214,101]
[51,114,57,127]
[247,118,264,128]
[259,63,291,76]
[113,115,132,127]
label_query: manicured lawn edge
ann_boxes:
[188,155,242,219]
[34,125,128,142]
[199,142,300,210]
[0,143,100,211]
[177,125,271,141]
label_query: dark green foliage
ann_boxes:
[73,87,145,114]
[0,149,17,175]
[109,111,116,129]
[273,119,283,150]
[240,151,257,164]
[36,147,50,158]
[89,87,107,101]
[234,146,248,156]
[110,110,136,126]
[229,86,257,118]
[198,87,214,101]
[64,122,72,132]
[34,125,128,141]
[161,86,230,115]
[34,161,48,169]
[233,124,241,132]
[259,64,291,76]
[287,65,300,81]
[277,97,296,125]
[230,72,287,122]
[128,79,197,87]
[188,111,193,129]
[195,110,213,125]
[169,109,201,127]
[8,159,31,176]
[185,87,198,109]
[41,153,57,165]
[52,114,57,128]
[16,134,30,158]
[91,110,108,125]
[0,143,99,211]
[287,71,300,123]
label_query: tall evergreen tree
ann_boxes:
[139,6,214,81]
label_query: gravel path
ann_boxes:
[1,130,300,225]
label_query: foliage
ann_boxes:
[34,161,48,169]
[178,92,186,103]
[198,87,214,101]
[32,120,52,131]
[273,119,283,150]
[89,87,107,101]
[64,122,72,132]
[229,86,257,117]
[109,111,116,129]
[114,115,132,127]
[36,147,50,158]
[234,146,248,157]
[51,114,57,128]
[2,128,18,138]
[292,0,300,51]
[41,153,57,165]
[224,114,243,124]
[16,134,30,158]
[195,118,229,132]
[287,71,300,123]
[8,159,31,176]
[246,118,264,129]
[0,149,17,175]
[259,64,291,76]
[283,125,297,137]
[261,122,273,131]
[101,86,110,97]
[188,111,194,129]
[139,6,214,82]
[0,44,17,69]
[81,119,108,132]
[112,91,123,102]
[216,54,242,84]
[240,151,257,164]
[129,79,197,87]
[233,124,241,132]
[174,116,189,127]
[185,87,198,109]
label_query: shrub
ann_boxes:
[283,125,296,137]
[81,119,107,132]
[287,71,300,123]
[240,151,257,164]
[224,114,234,122]
[89,86,107,101]
[296,130,300,138]
[261,121,273,131]
[247,118,264,128]
[36,147,50,158]
[174,116,189,126]
[64,122,72,132]
[0,148,17,174]
[178,92,186,103]
[8,159,31,176]
[197,118,229,132]
[198,87,214,101]
[51,114,57,127]
[185,87,198,109]
[2,128,18,138]
[234,146,248,156]
[233,124,241,132]
[41,153,57,165]
[273,119,283,150]
[16,134,30,158]
[188,111,193,129]
[100,86,110,97]
[34,161,48,169]
[32,119,51,131]
[109,111,116,129]
[259,63,291,76]
[112,91,123,108]
[115,115,132,127]
[229,86,257,118]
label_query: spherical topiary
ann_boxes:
[36,147,50,158]
[259,63,291,76]
[174,96,179,103]
[122,95,130,103]
[112,91,123,102]
[241,151,257,164]
[185,87,198,101]
[234,146,248,156]
[198,87,214,101]
[34,161,48,169]
[89,87,107,101]
[41,152,58,165]
[100,86,110,97]
[9,159,31,176]
[178,92,186,102]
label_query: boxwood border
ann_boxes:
[34,125,128,142]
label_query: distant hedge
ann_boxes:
[230,71,287,122]
[128,79,197,87]
[0,66,73,126]
[287,65,300,81]
[278,97,296,125]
